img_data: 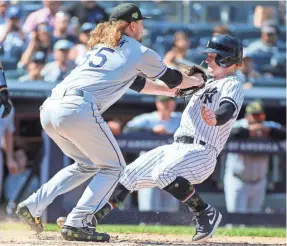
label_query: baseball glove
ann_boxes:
[175,65,208,98]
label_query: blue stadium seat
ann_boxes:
[252,77,286,88]
[229,24,261,40]
[186,49,206,65]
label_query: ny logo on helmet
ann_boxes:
[200,88,218,104]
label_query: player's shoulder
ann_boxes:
[121,35,149,53]
[218,74,243,88]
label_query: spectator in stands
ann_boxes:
[212,25,233,36]
[246,21,285,55]
[0,6,26,61]
[18,51,45,82]
[224,101,286,213]
[69,22,95,65]
[124,96,182,212]
[23,0,61,33]
[41,39,75,83]
[63,0,108,25]
[107,119,123,136]
[236,51,260,89]
[19,23,53,68]
[0,0,9,25]
[163,31,190,69]
[53,11,77,44]
[0,108,18,201]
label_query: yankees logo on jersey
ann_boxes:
[200,87,218,104]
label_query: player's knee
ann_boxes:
[151,166,169,187]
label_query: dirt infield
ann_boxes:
[0,230,285,246]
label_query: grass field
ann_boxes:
[1,223,285,238]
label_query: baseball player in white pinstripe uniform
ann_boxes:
[58,35,244,243]
[16,3,204,242]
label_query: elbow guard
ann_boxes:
[0,67,7,90]
[130,76,147,92]
[158,68,183,89]
[215,101,236,126]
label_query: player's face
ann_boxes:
[205,53,230,79]
[131,20,144,42]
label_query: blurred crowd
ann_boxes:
[0,0,286,216]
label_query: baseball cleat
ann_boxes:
[15,203,43,233]
[61,225,110,242]
[192,204,222,242]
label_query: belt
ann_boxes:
[175,136,206,146]
[64,89,84,97]
[233,173,263,184]
[51,89,97,105]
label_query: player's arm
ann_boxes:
[0,60,12,118]
[136,49,204,90]
[201,81,244,126]
[130,76,177,96]
[201,102,236,126]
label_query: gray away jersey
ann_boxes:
[174,75,244,154]
[55,35,167,113]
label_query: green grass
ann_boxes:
[2,223,285,238]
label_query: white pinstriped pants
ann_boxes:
[120,142,217,191]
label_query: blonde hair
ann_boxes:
[88,20,129,48]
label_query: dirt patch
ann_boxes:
[0,230,285,246]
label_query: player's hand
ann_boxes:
[201,104,217,126]
[153,125,168,135]
[7,158,19,175]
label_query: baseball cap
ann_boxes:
[80,22,96,33]
[31,51,46,63]
[156,95,174,102]
[53,39,74,50]
[246,101,264,115]
[7,6,21,19]
[261,20,278,34]
[109,3,151,23]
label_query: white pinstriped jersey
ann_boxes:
[174,75,244,154]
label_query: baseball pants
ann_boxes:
[224,173,267,213]
[120,142,217,191]
[23,90,125,228]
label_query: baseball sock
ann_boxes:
[94,183,130,222]
[163,176,207,213]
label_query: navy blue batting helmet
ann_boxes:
[201,35,243,68]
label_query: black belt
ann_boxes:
[175,136,206,146]
[64,89,84,97]
[233,173,263,184]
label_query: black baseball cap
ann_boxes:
[109,3,151,23]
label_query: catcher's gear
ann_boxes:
[175,65,207,98]
[201,35,243,68]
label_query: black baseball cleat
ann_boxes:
[61,225,110,242]
[15,203,43,233]
[192,204,222,242]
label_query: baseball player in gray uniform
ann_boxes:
[16,3,204,242]
[58,35,244,243]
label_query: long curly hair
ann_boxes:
[88,20,129,48]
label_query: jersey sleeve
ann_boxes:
[219,80,244,117]
[136,49,167,80]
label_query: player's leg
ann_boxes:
[224,173,248,213]
[247,178,267,213]
[151,143,221,242]
[16,100,100,234]
[53,99,125,241]
[57,145,166,228]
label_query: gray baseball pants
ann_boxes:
[23,89,125,227]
